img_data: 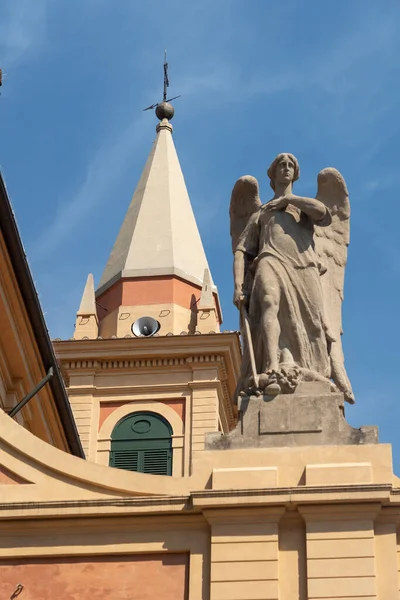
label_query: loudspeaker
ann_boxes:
[131,316,160,337]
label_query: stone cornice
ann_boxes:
[54,335,240,390]
[54,331,240,356]
[298,501,382,520]
[192,484,393,508]
[0,496,193,519]
[69,383,191,395]
[55,334,240,430]
[62,355,223,372]
[0,485,397,521]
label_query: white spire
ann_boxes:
[97,118,215,296]
[198,268,215,310]
[77,273,96,316]
[74,273,98,340]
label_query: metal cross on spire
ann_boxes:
[143,51,181,117]
[163,49,169,102]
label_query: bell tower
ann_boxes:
[73,101,221,341]
[57,71,240,465]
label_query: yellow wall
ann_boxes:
[0,233,71,453]
[1,404,400,599]
[55,333,240,465]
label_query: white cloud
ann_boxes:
[28,2,400,263]
[0,0,47,66]
[31,114,149,260]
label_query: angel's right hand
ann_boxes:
[266,196,288,211]
[233,288,246,308]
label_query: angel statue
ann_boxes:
[230,153,354,403]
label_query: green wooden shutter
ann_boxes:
[142,447,172,475]
[110,412,173,476]
[112,449,139,471]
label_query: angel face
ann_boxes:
[267,153,300,190]
[275,155,295,185]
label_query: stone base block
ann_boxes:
[212,466,278,490]
[206,383,378,450]
[305,462,372,485]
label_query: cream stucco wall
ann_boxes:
[55,334,240,467]
[0,330,384,599]
[1,407,400,599]
[0,232,71,453]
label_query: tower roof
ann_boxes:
[97,115,216,298]
[77,273,96,316]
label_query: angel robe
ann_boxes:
[236,203,331,381]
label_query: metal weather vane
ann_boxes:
[143,51,181,112]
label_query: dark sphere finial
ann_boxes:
[155,102,175,121]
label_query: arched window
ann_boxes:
[109,412,172,476]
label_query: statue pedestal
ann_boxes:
[206,382,378,450]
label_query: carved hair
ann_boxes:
[267,153,300,190]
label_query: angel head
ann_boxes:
[267,153,300,190]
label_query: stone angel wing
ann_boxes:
[314,168,354,403]
[230,176,262,399]
[229,175,262,253]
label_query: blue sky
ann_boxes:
[1,1,400,469]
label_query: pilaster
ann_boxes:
[299,504,380,600]
[374,506,400,600]
[205,507,284,600]
[67,370,96,459]
[189,372,220,452]
[278,512,307,600]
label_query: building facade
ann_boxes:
[0,174,83,459]
[1,106,400,600]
